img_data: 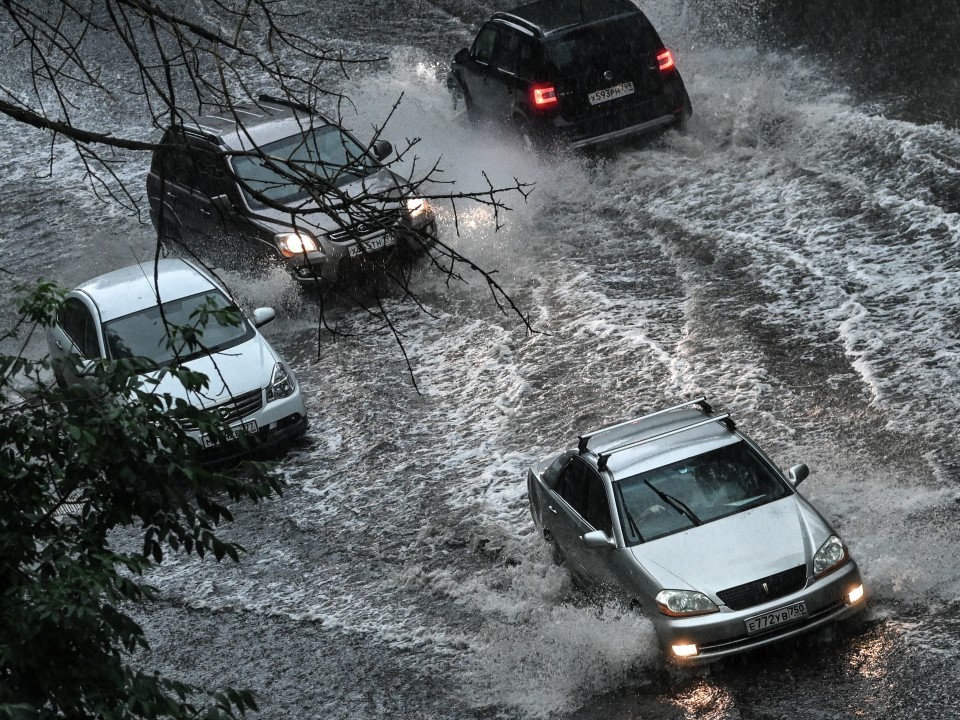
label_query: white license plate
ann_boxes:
[202,419,258,448]
[745,601,808,635]
[588,81,635,105]
[348,233,396,258]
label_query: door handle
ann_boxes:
[547,505,558,514]
[55,340,64,351]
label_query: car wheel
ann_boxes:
[543,531,565,566]
[676,90,693,133]
[449,80,476,124]
[514,116,536,153]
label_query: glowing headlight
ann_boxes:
[847,583,865,604]
[265,362,296,402]
[672,643,699,658]
[406,196,429,218]
[655,589,719,617]
[275,231,319,257]
[813,535,849,577]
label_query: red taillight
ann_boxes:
[531,83,558,108]
[657,49,676,72]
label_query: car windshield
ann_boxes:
[103,290,253,366]
[544,18,661,74]
[231,125,376,207]
[614,441,791,545]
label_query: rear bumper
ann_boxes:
[568,113,679,150]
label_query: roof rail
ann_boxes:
[491,11,540,35]
[257,93,314,115]
[578,396,713,453]
[596,414,735,471]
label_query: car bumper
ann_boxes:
[656,561,866,664]
[192,390,309,465]
[568,114,679,150]
[285,218,438,283]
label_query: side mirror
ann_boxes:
[372,140,393,161]
[581,530,615,550]
[788,464,809,487]
[252,307,276,328]
[454,48,469,64]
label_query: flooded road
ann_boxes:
[2,1,960,718]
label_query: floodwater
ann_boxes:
[2,1,960,718]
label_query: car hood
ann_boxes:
[255,167,405,235]
[630,495,833,595]
[148,336,276,408]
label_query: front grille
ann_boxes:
[180,388,263,431]
[716,565,807,611]
[328,209,401,243]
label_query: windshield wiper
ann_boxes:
[616,484,644,542]
[644,480,702,527]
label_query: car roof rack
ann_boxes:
[257,93,314,116]
[596,413,736,471]
[577,396,713,453]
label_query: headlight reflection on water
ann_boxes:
[668,679,735,719]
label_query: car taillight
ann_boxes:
[657,49,676,72]
[530,83,558,108]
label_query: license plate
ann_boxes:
[348,233,396,258]
[745,601,808,635]
[588,81,635,105]
[202,419,258,448]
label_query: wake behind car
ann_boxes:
[447,0,691,149]
[46,258,307,464]
[527,398,866,663]
[147,95,438,283]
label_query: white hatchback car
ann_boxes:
[46,258,307,462]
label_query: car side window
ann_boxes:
[557,458,612,534]
[471,24,498,64]
[516,38,538,80]
[583,470,613,536]
[156,134,233,199]
[190,147,234,199]
[492,28,520,74]
[58,298,101,359]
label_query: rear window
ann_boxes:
[544,17,662,74]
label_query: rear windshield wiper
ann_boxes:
[644,480,702,527]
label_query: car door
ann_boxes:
[485,25,525,121]
[48,296,104,385]
[547,457,620,591]
[458,22,505,117]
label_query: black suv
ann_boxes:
[447,0,691,149]
[147,95,438,283]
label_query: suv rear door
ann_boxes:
[545,14,667,122]
[459,22,507,117]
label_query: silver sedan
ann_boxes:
[526,398,866,663]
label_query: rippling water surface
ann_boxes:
[3,1,960,717]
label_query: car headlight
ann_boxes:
[813,535,849,577]
[406,196,429,219]
[655,589,719,617]
[265,362,296,402]
[275,231,320,257]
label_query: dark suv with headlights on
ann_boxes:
[147,95,438,283]
[447,0,691,150]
